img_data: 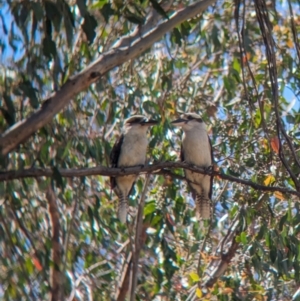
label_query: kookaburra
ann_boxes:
[172,113,213,219]
[110,115,158,223]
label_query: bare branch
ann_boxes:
[0,0,216,155]
[254,0,300,191]
[68,241,130,301]
[116,252,132,301]
[203,236,240,288]
[1,161,299,197]
[130,175,151,301]
[116,225,149,301]
[46,186,62,301]
[288,0,300,66]
[198,215,240,291]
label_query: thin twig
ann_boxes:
[130,175,151,301]
[47,185,62,301]
[62,190,79,296]
[287,0,300,64]
[1,161,299,197]
[254,0,300,191]
[116,225,149,301]
[116,252,133,301]
[203,235,240,287]
[197,220,213,276]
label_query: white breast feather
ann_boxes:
[118,132,148,167]
[182,127,212,196]
[116,130,148,196]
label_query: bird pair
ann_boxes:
[110,113,213,223]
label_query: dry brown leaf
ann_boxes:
[270,137,280,154]
[274,191,285,200]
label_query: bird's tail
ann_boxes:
[118,193,128,223]
[195,194,211,219]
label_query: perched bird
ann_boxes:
[171,113,213,219]
[110,115,158,223]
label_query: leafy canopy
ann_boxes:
[1,0,300,300]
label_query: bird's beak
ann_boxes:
[141,119,159,126]
[171,118,187,126]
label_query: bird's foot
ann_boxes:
[204,165,213,173]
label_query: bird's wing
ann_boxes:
[208,135,214,200]
[181,136,214,200]
[181,143,195,194]
[110,134,124,190]
[180,144,185,162]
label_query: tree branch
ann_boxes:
[1,161,299,197]
[198,214,240,291]
[203,236,240,288]
[116,224,149,301]
[254,0,300,191]
[47,186,62,301]
[0,0,216,155]
[130,175,151,301]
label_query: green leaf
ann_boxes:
[124,13,144,25]
[286,115,295,124]
[211,25,221,48]
[223,76,235,95]
[19,3,29,26]
[257,224,267,240]
[0,14,8,35]
[143,100,160,115]
[91,0,107,10]
[61,141,72,160]
[149,0,169,20]
[52,166,64,191]
[190,243,200,254]
[2,92,15,124]
[45,18,52,37]
[76,0,87,16]
[189,271,200,282]
[88,206,95,238]
[279,213,288,231]
[82,13,98,44]
[61,1,74,47]
[240,231,247,244]
[42,36,57,59]
[227,168,240,177]
[31,2,44,21]
[45,2,62,32]
[253,108,262,128]
[0,108,14,126]
[95,110,106,126]
[161,75,172,91]
[172,27,182,46]
[144,201,156,216]
[180,21,191,37]
[233,57,241,73]
[19,80,39,109]
[101,3,115,23]
[25,258,34,275]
